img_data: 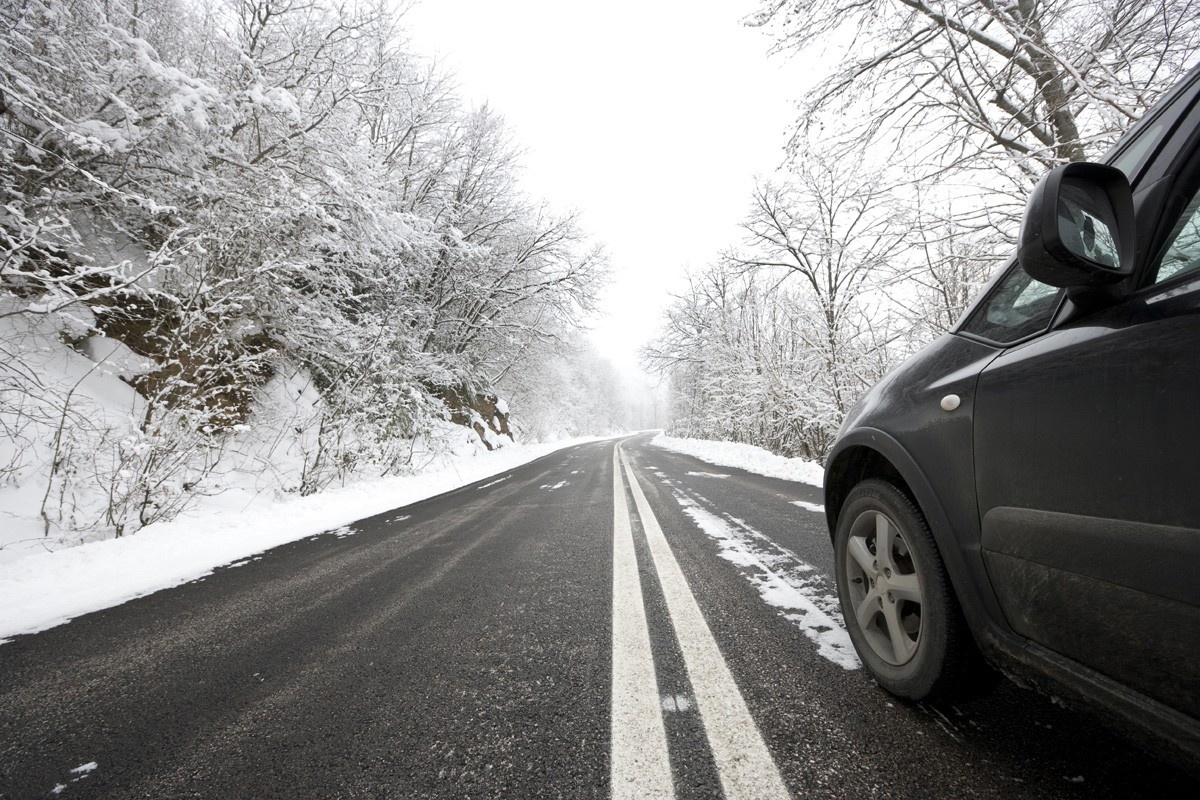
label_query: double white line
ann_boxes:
[610,444,791,800]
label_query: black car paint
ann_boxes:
[825,66,1200,765]
[975,273,1200,721]
[826,333,1006,634]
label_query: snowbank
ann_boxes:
[0,436,606,643]
[649,433,825,487]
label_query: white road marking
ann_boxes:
[620,448,791,800]
[476,476,510,489]
[610,448,674,800]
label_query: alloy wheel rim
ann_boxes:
[845,509,924,666]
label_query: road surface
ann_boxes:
[1,435,1194,797]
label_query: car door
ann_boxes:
[971,123,1200,718]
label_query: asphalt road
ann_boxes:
[1,435,1195,798]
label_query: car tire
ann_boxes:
[834,478,982,701]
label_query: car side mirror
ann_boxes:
[1017,162,1136,288]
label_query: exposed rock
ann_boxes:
[434,385,513,450]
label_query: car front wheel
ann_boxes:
[834,479,979,701]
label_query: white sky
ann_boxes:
[403,0,806,375]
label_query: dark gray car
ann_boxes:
[824,64,1200,767]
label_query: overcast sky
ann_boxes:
[404,0,806,375]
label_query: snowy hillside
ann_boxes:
[0,293,565,561]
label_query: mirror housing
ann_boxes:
[1017,162,1136,288]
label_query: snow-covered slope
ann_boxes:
[0,297,616,643]
[1,299,149,555]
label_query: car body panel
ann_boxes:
[826,333,1004,630]
[975,273,1200,718]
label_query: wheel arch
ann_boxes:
[825,441,916,541]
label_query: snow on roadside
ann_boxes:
[650,433,825,487]
[0,436,607,644]
[666,485,859,670]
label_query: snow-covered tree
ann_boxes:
[734,155,909,419]
[1,0,613,537]
[751,0,1200,183]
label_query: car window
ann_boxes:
[960,263,1064,344]
[1150,184,1200,286]
[1111,118,1169,181]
